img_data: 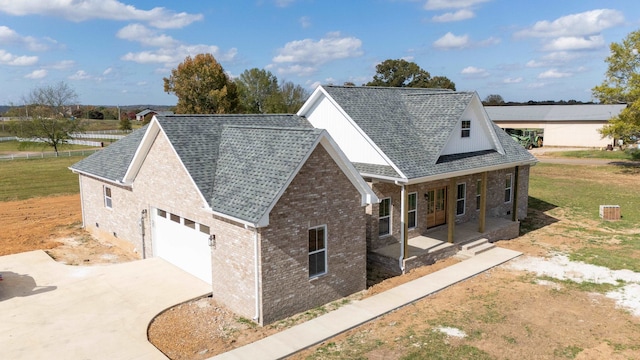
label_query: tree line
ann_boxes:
[163,55,456,115]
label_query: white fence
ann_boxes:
[70,132,127,140]
[0,149,100,160]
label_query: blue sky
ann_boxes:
[0,0,639,106]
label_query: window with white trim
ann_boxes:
[378,198,391,236]
[103,186,112,209]
[308,225,327,278]
[505,173,513,203]
[408,192,417,229]
[476,179,482,211]
[456,183,466,216]
[461,120,471,138]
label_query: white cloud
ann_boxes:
[432,9,474,22]
[0,25,50,51]
[69,70,91,80]
[275,0,296,8]
[0,0,203,29]
[121,45,237,67]
[424,0,491,10]
[461,66,489,77]
[538,69,572,79]
[299,16,311,28]
[25,69,47,79]
[270,32,363,76]
[49,60,75,70]
[478,36,501,47]
[526,52,585,68]
[0,50,38,66]
[527,82,546,89]
[542,35,605,51]
[515,9,624,38]
[503,77,523,84]
[103,67,112,75]
[116,24,179,47]
[433,32,470,49]
[117,23,237,68]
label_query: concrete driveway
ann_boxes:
[0,250,211,359]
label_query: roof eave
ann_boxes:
[405,159,538,185]
[69,168,132,188]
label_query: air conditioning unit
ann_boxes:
[599,205,621,221]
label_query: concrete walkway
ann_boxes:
[211,246,521,360]
[0,250,211,360]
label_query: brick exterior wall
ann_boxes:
[209,216,257,321]
[78,134,368,326]
[79,131,213,259]
[367,165,531,251]
[258,145,367,325]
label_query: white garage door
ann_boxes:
[152,208,212,284]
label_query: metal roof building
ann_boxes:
[485,104,626,147]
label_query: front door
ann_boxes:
[426,187,447,228]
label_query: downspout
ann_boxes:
[512,166,520,222]
[399,185,406,272]
[252,227,260,322]
[139,209,147,259]
[78,176,86,228]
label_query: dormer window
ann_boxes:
[461,120,471,137]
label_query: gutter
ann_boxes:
[68,168,133,188]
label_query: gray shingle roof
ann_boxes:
[155,115,312,201]
[322,86,536,179]
[70,114,315,225]
[212,126,324,223]
[70,124,148,181]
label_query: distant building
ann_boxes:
[485,104,626,148]
[135,109,173,121]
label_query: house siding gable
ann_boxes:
[440,100,496,156]
[305,95,388,166]
[258,144,367,324]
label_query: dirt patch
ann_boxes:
[0,195,137,264]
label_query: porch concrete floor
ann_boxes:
[372,217,516,258]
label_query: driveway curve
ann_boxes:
[0,250,211,359]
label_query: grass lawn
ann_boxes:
[0,157,82,201]
[0,140,100,153]
[549,149,639,160]
[528,162,640,271]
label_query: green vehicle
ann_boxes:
[504,128,544,149]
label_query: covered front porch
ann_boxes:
[368,216,519,276]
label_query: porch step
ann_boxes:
[456,238,495,259]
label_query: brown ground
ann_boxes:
[0,194,138,264]
[2,164,639,359]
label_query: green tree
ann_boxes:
[428,76,456,91]
[119,117,132,131]
[366,59,455,90]
[163,53,239,114]
[236,68,281,113]
[10,82,83,155]
[277,81,309,113]
[592,30,640,142]
[484,94,505,105]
